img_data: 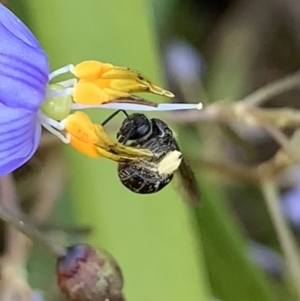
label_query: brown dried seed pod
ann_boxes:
[56,244,124,301]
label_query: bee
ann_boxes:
[101,110,201,205]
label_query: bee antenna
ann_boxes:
[101,110,129,127]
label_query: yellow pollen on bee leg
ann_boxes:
[65,111,99,144]
[157,150,183,175]
[73,61,114,81]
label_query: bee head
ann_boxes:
[117,113,152,143]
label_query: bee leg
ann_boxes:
[96,147,139,162]
[101,110,129,126]
[109,143,152,158]
[94,124,152,158]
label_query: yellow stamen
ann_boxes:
[65,111,99,144]
[73,61,113,81]
[102,67,174,97]
[72,60,174,105]
[73,81,112,104]
[70,136,101,158]
[64,111,152,162]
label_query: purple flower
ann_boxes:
[0,3,48,176]
[0,4,202,177]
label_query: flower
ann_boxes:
[0,3,202,177]
[0,3,48,176]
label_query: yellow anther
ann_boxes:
[73,61,113,81]
[70,136,101,158]
[73,81,111,105]
[65,111,99,144]
[72,60,174,105]
[64,111,153,162]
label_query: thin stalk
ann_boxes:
[0,204,65,257]
[242,71,300,107]
[261,179,300,300]
[0,174,65,258]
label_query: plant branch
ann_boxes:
[0,175,66,258]
[261,179,300,300]
[241,108,300,164]
[166,69,300,127]
[241,70,300,107]
[191,158,260,183]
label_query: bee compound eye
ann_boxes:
[135,123,150,138]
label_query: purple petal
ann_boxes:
[0,3,40,48]
[0,4,49,112]
[0,104,41,176]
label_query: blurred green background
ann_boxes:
[6,0,300,301]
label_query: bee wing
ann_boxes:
[172,139,201,206]
[94,124,153,160]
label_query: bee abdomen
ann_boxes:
[117,164,173,194]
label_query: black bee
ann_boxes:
[101,110,201,205]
